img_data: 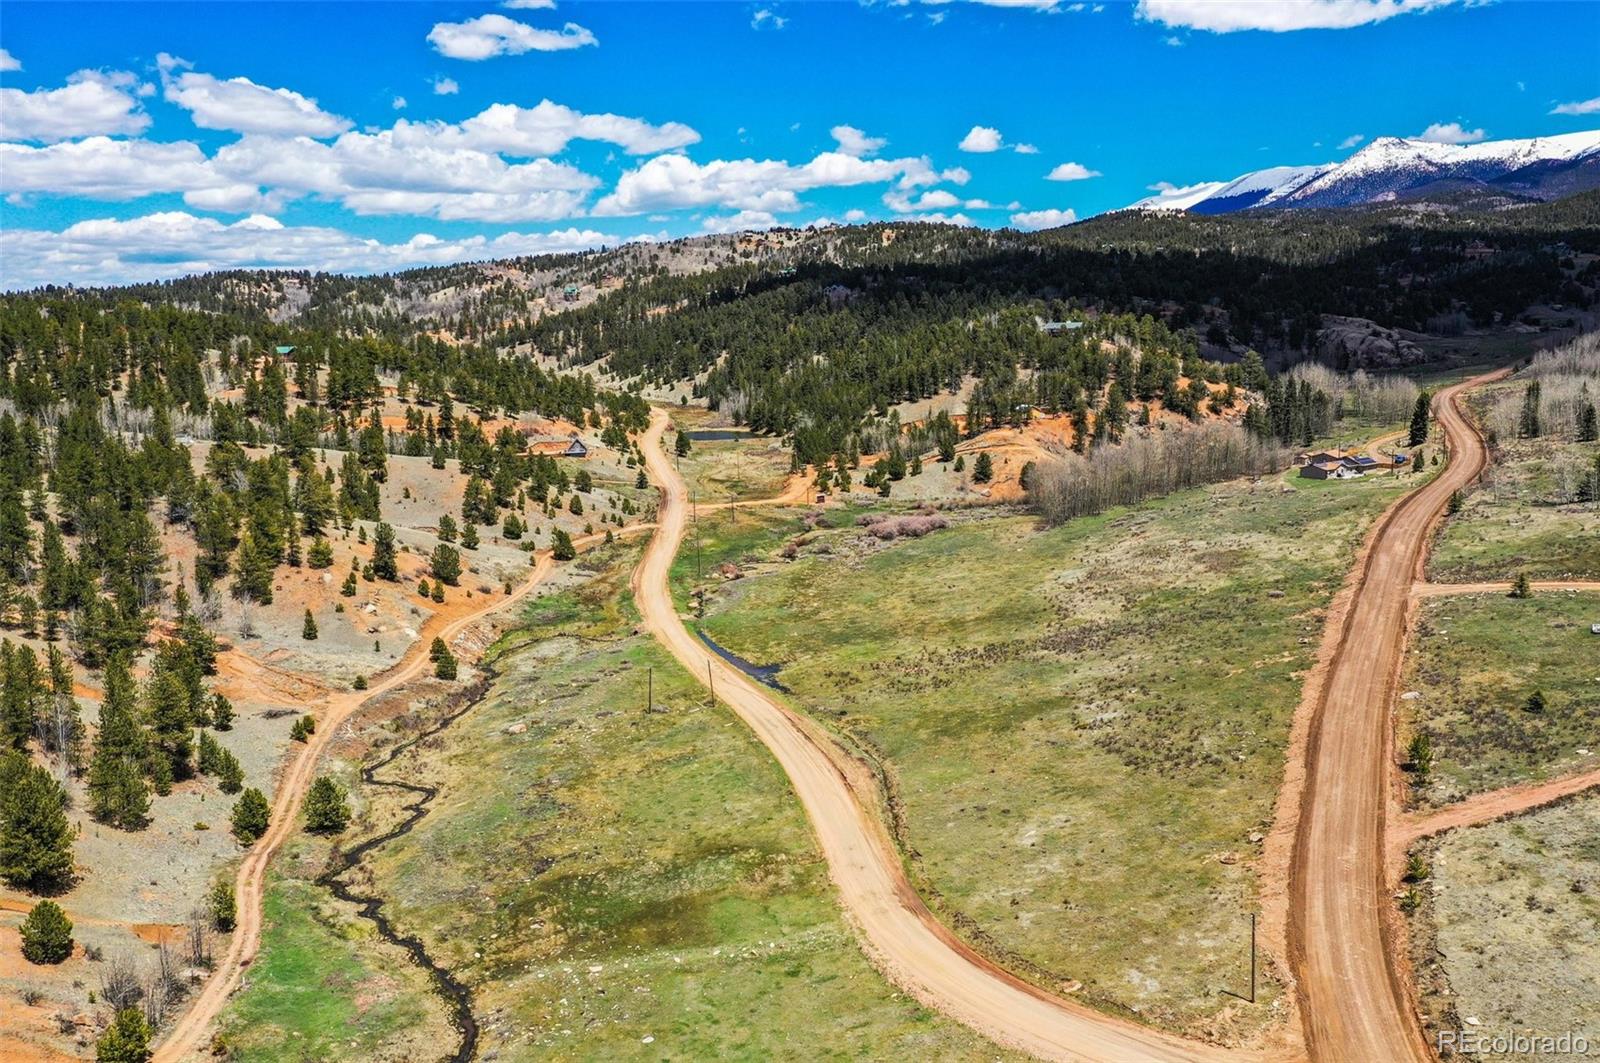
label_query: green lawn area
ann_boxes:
[1400,591,1600,807]
[217,869,443,1062]
[691,467,1412,1037]
[360,547,1013,1061]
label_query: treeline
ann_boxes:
[1027,421,1289,524]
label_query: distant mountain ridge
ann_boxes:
[1130,129,1600,214]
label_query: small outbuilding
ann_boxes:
[563,436,589,458]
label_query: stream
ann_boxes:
[314,676,491,1063]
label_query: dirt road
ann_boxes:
[154,550,562,1062]
[634,409,1236,1063]
[1389,764,1600,870]
[1288,371,1507,1063]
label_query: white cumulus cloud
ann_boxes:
[1550,97,1600,116]
[432,77,460,96]
[594,150,964,216]
[1338,133,1365,149]
[1416,121,1485,144]
[958,125,1003,152]
[0,211,624,290]
[0,48,20,72]
[427,13,598,60]
[1045,161,1101,181]
[751,9,787,30]
[1135,0,1461,32]
[437,99,699,156]
[831,124,887,157]
[1010,207,1077,230]
[0,69,150,142]
[701,209,780,233]
[157,54,352,138]
[0,137,276,212]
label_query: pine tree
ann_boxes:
[96,1007,151,1063]
[301,609,318,641]
[434,649,458,680]
[1408,392,1431,447]
[211,692,235,731]
[1518,381,1542,439]
[19,900,72,964]
[460,519,480,551]
[551,529,576,561]
[437,514,457,543]
[231,788,270,844]
[430,544,462,585]
[1509,571,1532,599]
[303,776,351,834]
[1579,400,1598,443]
[307,538,334,569]
[1,643,44,749]
[973,451,994,483]
[675,432,691,457]
[87,660,150,830]
[210,879,236,931]
[0,754,75,892]
[144,668,193,783]
[371,522,399,581]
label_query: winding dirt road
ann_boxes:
[1287,371,1506,1063]
[154,550,564,1062]
[635,409,1237,1063]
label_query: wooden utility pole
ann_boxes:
[1249,912,1257,1004]
[707,661,714,707]
[647,666,653,711]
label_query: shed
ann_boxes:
[274,345,297,356]
[562,284,580,302]
[563,436,589,458]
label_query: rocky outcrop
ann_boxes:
[1314,315,1426,369]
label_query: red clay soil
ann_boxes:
[1286,370,1508,1063]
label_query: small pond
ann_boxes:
[695,628,789,692]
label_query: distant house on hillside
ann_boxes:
[563,436,589,458]
[274,345,296,357]
[562,284,580,302]
[1037,319,1085,336]
[1343,455,1382,473]
[1301,461,1358,480]
[1301,449,1346,466]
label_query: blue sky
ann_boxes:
[2,0,1597,288]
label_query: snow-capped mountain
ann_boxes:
[1128,129,1600,214]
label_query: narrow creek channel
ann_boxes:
[314,674,492,1063]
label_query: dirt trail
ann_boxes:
[1412,580,1600,597]
[1286,370,1508,1063]
[153,551,561,1062]
[635,408,1243,1062]
[1388,766,1600,871]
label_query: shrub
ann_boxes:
[95,1007,150,1063]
